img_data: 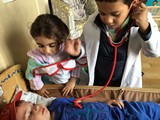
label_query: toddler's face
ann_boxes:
[16,100,50,120]
[35,35,59,56]
[96,0,134,30]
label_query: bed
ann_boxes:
[1,64,160,111]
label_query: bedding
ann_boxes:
[1,64,160,111]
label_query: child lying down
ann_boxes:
[1,91,160,120]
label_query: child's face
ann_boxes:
[35,35,59,56]
[96,0,134,30]
[16,101,50,120]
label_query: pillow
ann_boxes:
[12,85,56,106]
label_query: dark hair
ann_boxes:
[30,14,69,44]
[95,0,133,7]
[15,100,25,107]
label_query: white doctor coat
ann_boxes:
[79,12,160,88]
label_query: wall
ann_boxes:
[0,0,49,73]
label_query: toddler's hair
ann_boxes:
[30,14,69,44]
[95,0,133,7]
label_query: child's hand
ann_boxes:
[62,77,77,96]
[105,99,124,109]
[81,97,124,109]
[132,2,149,33]
[36,87,49,98]
[64,38,81,57]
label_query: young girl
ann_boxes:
[65,0,160,87]
[25,14,80,97]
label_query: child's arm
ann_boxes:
[26,58,49,98]
[61,61,82,96]
[29,79,49,98]
[62,77,77,96]
[81,97,124,109]
[132,2,149,34]
[132,2,160,57]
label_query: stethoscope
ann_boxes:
[74,21,135,108]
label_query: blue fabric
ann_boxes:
[48,98,160,120]
[121,101,160,120]
[138,23,152,41]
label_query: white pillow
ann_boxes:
[12,85,56,106]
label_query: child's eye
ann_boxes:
[112,13,120,17]
[49,43,57,47]
[38,45,44,48]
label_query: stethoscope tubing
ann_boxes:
[74,21,135,108]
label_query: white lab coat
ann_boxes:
[79,11,160,88]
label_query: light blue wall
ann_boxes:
[146,0,160,6]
